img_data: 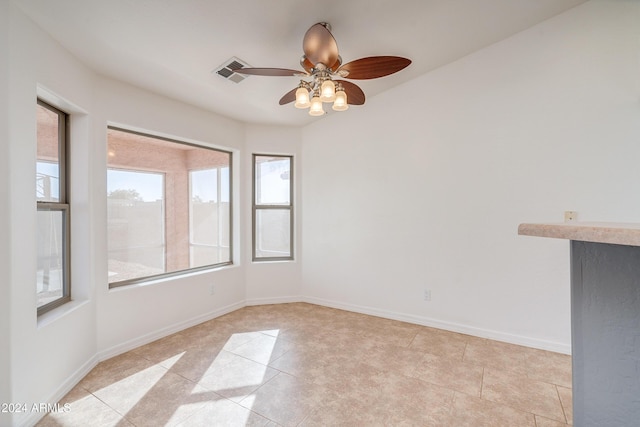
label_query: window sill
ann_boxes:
[252,258,297,264]
[37,299,90,329]
[108,263,238,291]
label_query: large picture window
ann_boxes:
[37,99,70,314]
[253,154,293,261]
[107,127,232,287]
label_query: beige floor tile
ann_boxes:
[131,333,197,363]
[196,351,280,402]
[524,348,572,388]
[158,346,227,382]
[557,385,573,425]
[360,342,427,376]
[535,415,571,426]
[306,397,451,427]
[239,372,339,427]
[217,305,296,332]
[311,359,385,402]
[92,365,214,427]
[463,338,532,375]
[177,318,237,341]
[279,327,370,362]
[221,331,267,352]
[55,303,572,426]
[482,369,566,422]
[266,347,332,383]
[412,352,484,396]
[358,320,420,347]
[227,332,294,365]
[410,327,469,360]
[300,395,388,426]
[175,398,271,427]
[36,386,133,427]
[445,392,536,427]
[77,351,157,393]
[371,371,454,426]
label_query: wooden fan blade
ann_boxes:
[300,56,314,73]
[231,67,306,77]
[337,56,411,79]
[303,23,339,67]
[279,87,297,105]
[337,80,365,105]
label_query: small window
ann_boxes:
[253,154,293,261]
[107,127,232,287]
[37,99,70,314]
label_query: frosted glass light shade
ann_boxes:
[309,95,324,116]
[294,87,310,108]
[320,80,336,102]
[332,90,348,111]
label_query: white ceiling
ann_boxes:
[13,0,586,126]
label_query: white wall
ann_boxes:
[244,125,303,305]
[1,1,13,425]
[6,4,97,426]
[301,0,640,353]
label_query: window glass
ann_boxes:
[36,209,66,308]
[255,209,291,258]
[36,103,60,202]
[107,169,165,282]
[189,167,230,267]
[107,127,232,287]
[255,156,290,205]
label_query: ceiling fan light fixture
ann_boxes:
[232,22,410,117]
[320,79,336,102]
[294,87,311,108]
[309,93,324,116]
[332,89,348,111]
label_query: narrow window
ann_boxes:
[36,99,70,314]
[107,127,232,287]
[253,154,293,261]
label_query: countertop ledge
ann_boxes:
[518,222,640,247]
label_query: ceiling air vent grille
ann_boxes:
[214,57,250,83]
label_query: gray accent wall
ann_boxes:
[570,241,640,426]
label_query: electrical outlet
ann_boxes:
[564,211,577,222]
[424,289,431,301]
[209,284,215,295]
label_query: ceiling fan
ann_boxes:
[232,22,411,116]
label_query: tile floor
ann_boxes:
[37,303,572,426]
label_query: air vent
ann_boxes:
[214,57,251,83]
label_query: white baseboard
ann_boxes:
[245,295,301,306]
[302,296,571,355]
[96,300,246,361]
